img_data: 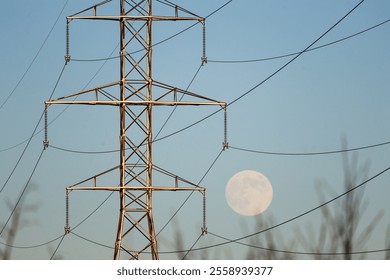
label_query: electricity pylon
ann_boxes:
[45,0,226,259]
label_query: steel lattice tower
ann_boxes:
[45,0,226,259]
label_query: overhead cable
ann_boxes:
[0,149,45,237]
[70,232,114,250]
[47,137,390,157]
[208,231,390,257]
[181,233,204,260]
[0,235,64,249]
[208,18,390,64]
[229,140,390,156]
[70,230,389,256]
[0,63,67,193]
[0,0,69,111]
[50,234,66,260]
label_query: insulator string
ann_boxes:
[65,189,71,234]
[202,190,207,235]
[65,20,71,64]
[201,20,207,65]
[43,105,49,149]
[223,105,229,150]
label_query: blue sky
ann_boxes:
[1,0,390,259]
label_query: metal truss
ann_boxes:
[46,0,226,259]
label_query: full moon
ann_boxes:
[225,170,273,216]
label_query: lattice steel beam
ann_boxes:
[46,0,226,260]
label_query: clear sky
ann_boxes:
[1,0,390,260]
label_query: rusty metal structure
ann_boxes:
[45,0,226,259]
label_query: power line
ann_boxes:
[0,63,67,193]
[207,231,390,257]
[48,144,119,154]
[0,138,33,153]
[181,233,204,260]
[46,137,390,158]
[64,223,390,257]
[0,109,45,181]
[229,140,390,156]
[0,235,64,250]
[70,232,114,250]
[208,18,390,64]
[67,228,390,257]
[71,192,115,232]
[0,0,69,112]
[0,149,45,237]
[50,234,66,260]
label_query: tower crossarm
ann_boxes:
[68,15,204,22]
[67,0,204,23]
[45,81,226,108]
[67,186,205,192]
[65,164,205,192]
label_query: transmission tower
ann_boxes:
[45,0,226,259]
